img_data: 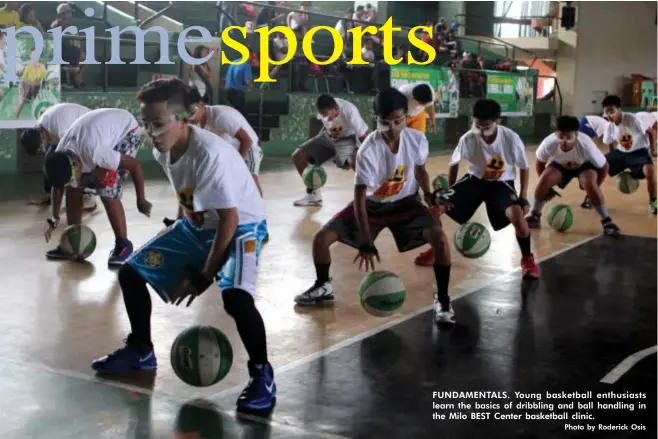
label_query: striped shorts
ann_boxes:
[245,147,264,175]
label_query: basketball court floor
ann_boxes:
[0,149,655,438]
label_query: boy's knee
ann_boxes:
[223,288,255,316]
[118,263,142,288]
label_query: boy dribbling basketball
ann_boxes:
[578,114,610,209]
[397,82,437,134]
[422,99,539,279]
[43,108,151,267]
[91,78,276,412]
[294,89,455,324]
[291,94,370,206]
[526,115,621,236]
[21,103,97,210]
[601,95,656,215]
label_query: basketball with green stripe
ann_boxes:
[547,204,574,232]
[616,171,639,194]
[171,326,233,387]
[453,222,491,258]
[302,165,327,190]
[59,224,97,260]
[358,270,406,317]
[432,174,450,192]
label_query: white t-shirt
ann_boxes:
[153,126,265,230]
[37,103,90,140]
[355,128,428,203]
[635,111,657,132]
[361,47,375,62]
[582,115,608,139]
[56,108,139,173]
[450,125,529,181]
[536,132,607,170]
[322,98,369,139]
[398,82,434,117]
[203,105,262,155]
[603,112,650,153]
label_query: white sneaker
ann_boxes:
[294,280,334,305]
[293,190,322,207]
[83,194,98,211]
[433,297,455,324]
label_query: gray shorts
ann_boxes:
[300,132,358,168]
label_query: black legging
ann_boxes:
[226,88,248,118]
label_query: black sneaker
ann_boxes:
[526,212,541,229]
[602,218,621,236]
[46,246,72,260]
[581,196,591,209]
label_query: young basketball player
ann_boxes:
[294,88,455,324]
[291,94,370,206]
[601,95,656,215]
[91,78,275,412]
[577,114,609,209]
[425,99,539,279]
[397,82,437,134]
[186,87,265,197]
[526,115,621,236]
[635,111,657,157]
[43,108,151,267]
[21,103,97,209]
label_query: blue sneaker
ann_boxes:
[108,240,133,267]
[46,246,71,260]
[91,341,157,374]
[236,362,276,410]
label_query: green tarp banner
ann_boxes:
[485,71,534,116]
[390,64,459,118]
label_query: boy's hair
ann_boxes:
[316,94,338,110]
[556,115,580,132]
[374,88,408,118]
[601,95,621,108]
[187,86,203,105]
[412,83,434,105]
[43,151,72,188]
[21,128,42,156]
[472,99,501,121]
[137,78,192,114]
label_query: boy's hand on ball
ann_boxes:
[354,243,380,272]
[171,279,199,307]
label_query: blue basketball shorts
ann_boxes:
[578,116,598,139]
[126,218,268,302]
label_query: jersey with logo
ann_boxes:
[355,129,428,203]
[450,125,529,181]
[536,132,607,169]
[603,113,650,153]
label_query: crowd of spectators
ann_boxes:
[0,2,85,88]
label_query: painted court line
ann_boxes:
[600,346,657,384]
[208,234,602,401]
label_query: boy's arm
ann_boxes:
[201,207,239,280]
[234,128,253,158]
[118,155,148,209]
[50,186,64,219]
[353,185,373,245]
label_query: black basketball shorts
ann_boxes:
[324,195,436,252]
[605,148,653,179]
[439,174,519,231]
[549,161,597,189]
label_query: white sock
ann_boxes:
[594,204,609,220]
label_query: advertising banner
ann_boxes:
[390,64,459,118]
[486,71,533,116]
[0,35,61,129]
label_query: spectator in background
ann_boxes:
[363,3,376,22]
[224,52,257,118]
[50,3,86,87]
[256,1,287,28]
[335,8,354,44]
[19,4,45,33]
[0,2,21,28]
[352,5,365,22]
[290,25,309,92]
[188,45,213,104]
[287,2,309,34]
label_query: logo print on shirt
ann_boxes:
[618,133,633,150]
[329,126,343,138]
[177,188,205,226]
[373,165,406,200]
[483,156,506,180]
[559,160,580,170]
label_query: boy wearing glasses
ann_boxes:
[423,99,540,279]
[291,94,370,207]
[42,108,151,267]
[91,78,276,412]
[294,89,456,325]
